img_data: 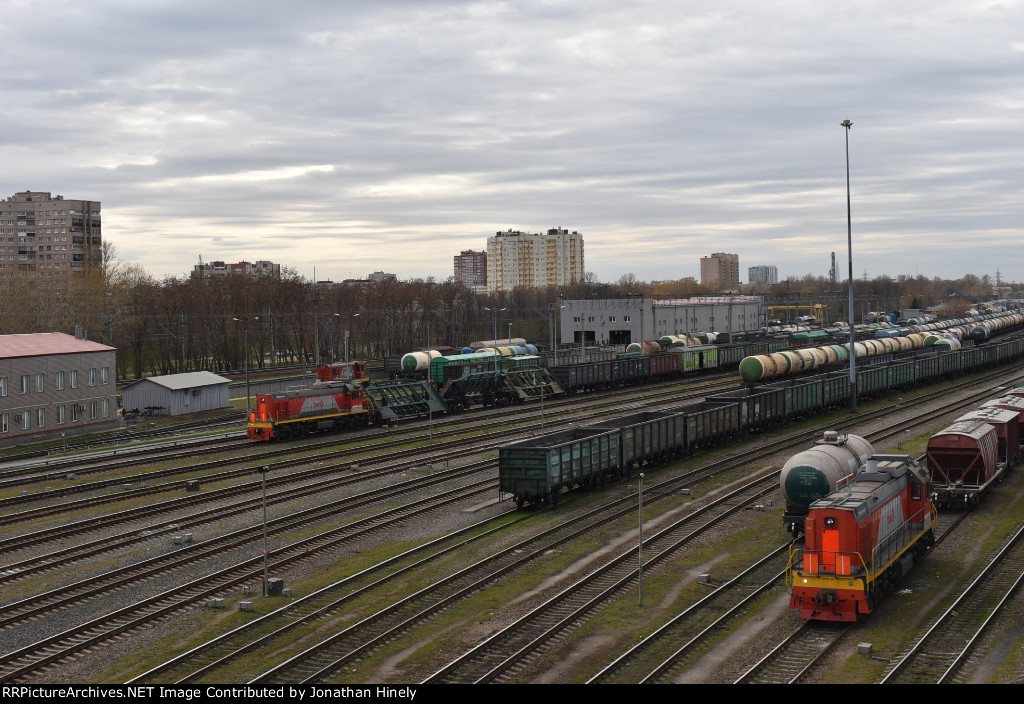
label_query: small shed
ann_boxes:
[121,372,231,416]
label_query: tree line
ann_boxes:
[0,254,1011,380]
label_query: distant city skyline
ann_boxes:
[4,2,1021,284]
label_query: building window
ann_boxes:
[58,405,66,424]
[22,413,30,430]
[90,401,98,419]
[71,405,79,422]
[56,371,64,390]
[70,370,78,389]
[89,368,97,386]
[101,367,109,385]
[35,373,44,392]
[0,413,7,433]
[37,409,45,427]
[102,399,109,417]
[0,377,6,397]
[624,316,631,322]
[21,375,30,394]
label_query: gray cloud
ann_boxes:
[3,0,1022,283]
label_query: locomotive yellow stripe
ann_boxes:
[249,410,369,427]
[791,574,866,591]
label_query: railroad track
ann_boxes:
[879,521,1024,684]
[0,378,734,566]
[4,364,1021,683]
[0,470,495,683]
[420,473,781,684]
[0,378,740,681]
[588,544,792,684]
[1,373,739,504]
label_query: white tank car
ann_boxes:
[781,431,874,533]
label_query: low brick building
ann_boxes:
[0,332,118,446]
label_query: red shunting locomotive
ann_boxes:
[247,362,371,441]
[788,454,937,621]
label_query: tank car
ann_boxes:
[788,455,937,621]
[780,431,874,533]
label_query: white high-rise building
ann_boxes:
[486,227,583,292]
[748,264,779,284]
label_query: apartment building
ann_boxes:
[748,264,779,285]
[700,252,740,289]
[453,250,487,292]
[486,228,583,292]
[0,191,102,281]
[192,259,281,278]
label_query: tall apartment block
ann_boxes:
[486,228,583,292]
[192,259,281,278]
[0,191,102,282]
[700,252,740,289]
[453,250,487,292]
[748,264,779,285]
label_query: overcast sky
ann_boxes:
[4,1,1022,284]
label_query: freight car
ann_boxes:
[925,419,1000,506]
[924,391,1024,506]
[780,431,875,534]
[788,455,937,621]
[499,332,1024,506]
[740,311,1024,383]
[499,403,739,507]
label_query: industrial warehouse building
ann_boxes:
[560,297,764,346]
[0,332,118,447]
[120,371,231,417]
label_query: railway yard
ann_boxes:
[3,345,1024,684]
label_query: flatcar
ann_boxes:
[788,455,937,621]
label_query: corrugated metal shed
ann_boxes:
[121,372,231,416]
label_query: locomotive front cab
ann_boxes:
[788,511,871,621]
[247,393,277,440]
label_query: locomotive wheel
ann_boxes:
[515,497,525,509]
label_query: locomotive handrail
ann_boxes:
[869,504,938,582]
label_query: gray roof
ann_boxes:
[124,371,231,391]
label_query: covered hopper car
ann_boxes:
[925,419,1000,506]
